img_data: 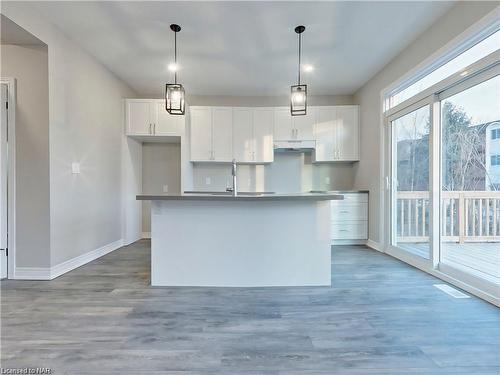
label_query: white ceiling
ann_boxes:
[30,1,454,96]
[1,14,45,45]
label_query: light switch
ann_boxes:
[163,185,169,193]
[205,177,211,185]
[72,162,81,174]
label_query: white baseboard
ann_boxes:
[13,267,51,280]
[366,239,384,252]
[332,239,367,246]
[142,232,151,239]
[13,239,124,280]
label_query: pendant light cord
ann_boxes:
[298,32,301,85]
[174,31,178,84]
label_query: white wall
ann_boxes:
[0,44,50,268]
[142,142,181,232]
[352,2,499,245]
[1,4,137,267]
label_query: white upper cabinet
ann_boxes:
[336,105,359,161]
[126,99,184,136]
[252,108,274,163]
[190,107,232,162]
[273,107,315,140]
[155,100,183,135]
[190,107,212,161]
[233,108,254,163]
[232,108,274,163]
[314,107,336,161]
[313,105,359,162]
[293,108,315,140]
[126,99,154,135]
[273,108,293,140]
[212,107,233,162]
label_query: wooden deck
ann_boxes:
[399,242,500,282]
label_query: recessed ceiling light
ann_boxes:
[459,70,468,77]
[303,64,314,72]
[168,63,179,72]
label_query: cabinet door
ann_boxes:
[232,108,253,162]
[126,100,153,135]
[212,107,233,162]
[314,107,336,161]
[273,108,293,140]
[293,107,315,140]
[190,107,213,161]
[336,106,359,161]
[253,108,274,163]
[155,100,183,135]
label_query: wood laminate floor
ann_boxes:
[1,240,499,374]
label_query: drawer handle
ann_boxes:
[339,229,349,232]
[340,210,349,213]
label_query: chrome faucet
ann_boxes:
[226,159,238,196]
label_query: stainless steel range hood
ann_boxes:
[273,140,315,152]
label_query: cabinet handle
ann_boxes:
[153,123,156,134]
[340,210,349,213]
[149,123,152,134]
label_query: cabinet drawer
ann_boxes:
[331,203,368,222]
[332,193,368,204]
[332,223,368,240]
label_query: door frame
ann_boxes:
[0,78,16,279]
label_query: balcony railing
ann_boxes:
[397,191,500,243]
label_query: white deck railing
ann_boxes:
[397,191,500,243]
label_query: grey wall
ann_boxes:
[0,44,50,268]
[1,5,138,267]
[352,2,498,245]
[142,142,181,232]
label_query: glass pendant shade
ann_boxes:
[291,84,307,116]
[165,83,185,115]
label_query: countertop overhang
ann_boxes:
[136,193,344,202]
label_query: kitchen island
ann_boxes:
[137,193,343,287]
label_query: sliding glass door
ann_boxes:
[390,103,431,260]
[440,75,500,285]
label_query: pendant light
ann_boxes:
[165,24,185,115]
[290,25,307,116]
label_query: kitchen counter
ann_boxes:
[139,192,340,287]
[137,192,343,202]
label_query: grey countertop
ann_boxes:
[137,192,344,202]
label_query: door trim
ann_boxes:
[1,78,16,279]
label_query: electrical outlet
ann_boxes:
[163,185,169,193]
[71,163,80,174]
[205,177,211,185]
[325,176,330,185]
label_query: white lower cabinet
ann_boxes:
[331,192,368,243]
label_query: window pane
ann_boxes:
[441,75,500,283]
[392,105,430,259]
[388,30,499,109]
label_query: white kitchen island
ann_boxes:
[137,193,343,287]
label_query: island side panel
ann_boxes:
[150,200,331,287]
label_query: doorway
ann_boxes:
[0,82,10,278]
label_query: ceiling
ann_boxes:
[1,14,45,45]
[29,1,455,96]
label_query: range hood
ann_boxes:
[273,140,316,152]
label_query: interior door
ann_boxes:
[314,107,336,161]
[211,107,233,162]
[155,100,183,135]
[190,107,213,161]
[252,108,274,163]
[126,100,152,135]
[0,84,8,279]
[336,106,359,161]
[233,108,253,162]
